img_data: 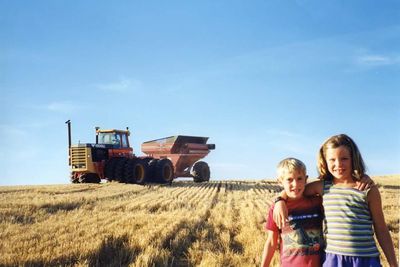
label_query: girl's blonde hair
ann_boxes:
[317,134,366,181]
[277,157,307,181]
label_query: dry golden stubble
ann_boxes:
[0,176,397,267]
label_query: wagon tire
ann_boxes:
[191,161,210,182]
[155,159,174,184]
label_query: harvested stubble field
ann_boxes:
[0,176,398,267]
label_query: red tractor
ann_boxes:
[66,120,215,184]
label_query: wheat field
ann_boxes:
[0,176,398,267]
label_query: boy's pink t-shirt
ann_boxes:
[265,196,324,267]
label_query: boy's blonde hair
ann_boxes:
[317,134,366,181]
[277,157,307,181]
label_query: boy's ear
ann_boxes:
[305,175,309,181]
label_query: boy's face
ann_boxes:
[279,170,307,200]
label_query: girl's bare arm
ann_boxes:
[368,186,398,267]
[303,180,323,196]
[356,175,375,190]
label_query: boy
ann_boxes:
[261,158,324,267]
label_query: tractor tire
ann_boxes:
[191,161,210,182]
[79,173,101,183]
[155,158,174,184]
[104,158,119,181]
[70,173,79,183]
[125,158,147,184]
[145,159,158,182]
[90,173,101,183]
[114,158,129,183]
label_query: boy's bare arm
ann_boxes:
[368,187,398,267]
[260,230,279,267]
[273,180,322,228]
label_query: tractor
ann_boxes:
[66,120,215,184]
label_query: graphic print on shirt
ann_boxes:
[281,208,323,257]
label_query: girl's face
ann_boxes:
[325,145,353,180]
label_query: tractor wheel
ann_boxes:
[90,173,101,183]
[104,158,119,181]
[155,158,174,184]
[125,158,147,184]
[114,158,129,183]
[145,159,158,182]
[191,161,210,182]
[70,173,79,183]
[79,173,101,183]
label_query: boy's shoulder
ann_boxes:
[265,203,279,232]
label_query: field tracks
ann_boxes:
[0,176,398,266]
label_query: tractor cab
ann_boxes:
[96,128,131,149]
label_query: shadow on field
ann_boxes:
[0,202,83,225]
[88,234,141,266]
[12,235,140,267]
[22,257,80,267]
[40,202,82,214]
[380,184,400,190]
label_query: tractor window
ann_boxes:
[112,134,121,145]
[98,132,120,146]
[99,133,111,144]
[121,134,129,148]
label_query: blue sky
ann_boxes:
[1,1,399,185]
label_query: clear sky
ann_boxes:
[1,1,399,185]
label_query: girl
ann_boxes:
[273,134,398,267]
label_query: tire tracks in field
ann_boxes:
[161,181,246,265]
[228,189,244,253]
[133,181,222,266]
[0,184,151,226]
[169,182,222,266]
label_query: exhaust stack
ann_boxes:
[65,120,71,165]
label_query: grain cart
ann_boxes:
[142,136,216,182]
[66,120,215,184]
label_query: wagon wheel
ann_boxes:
[155,159,174,183]
[191,161,210,182]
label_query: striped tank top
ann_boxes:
[322,180,379,257]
